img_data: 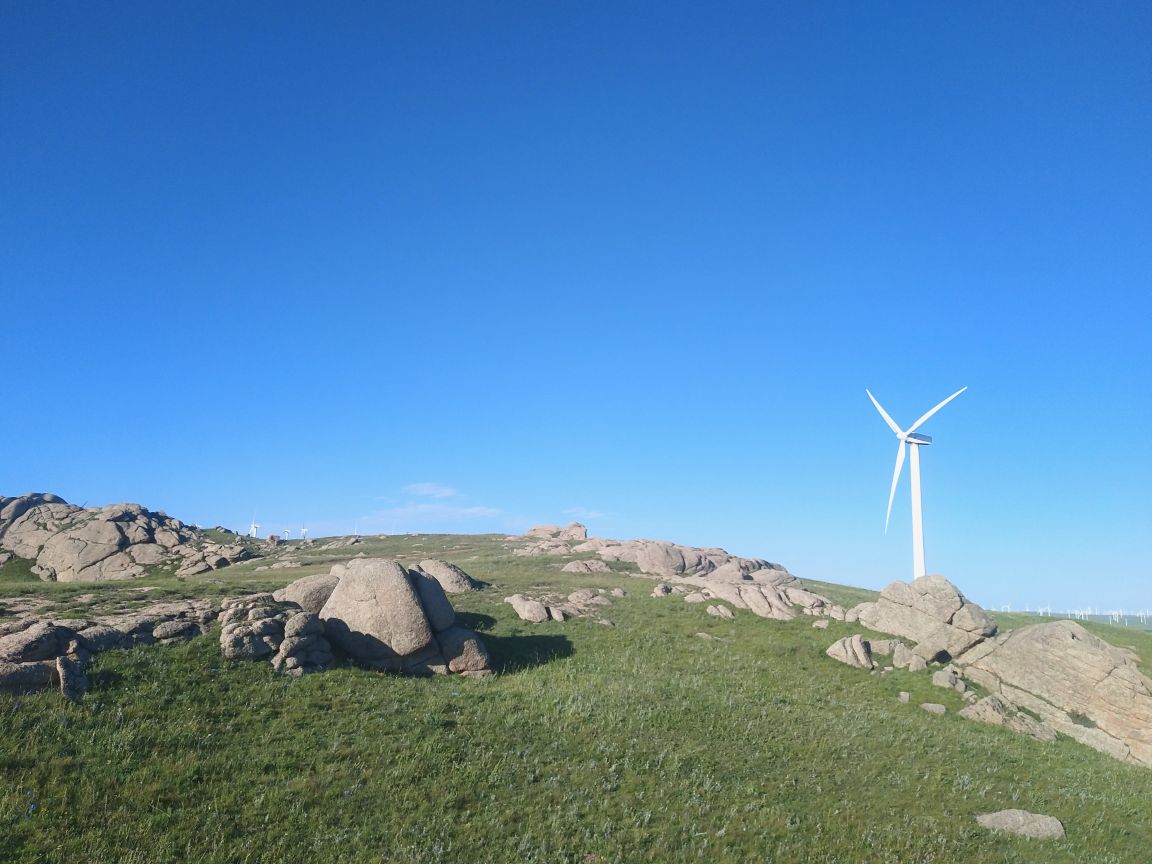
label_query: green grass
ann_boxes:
[2,534,1151,863]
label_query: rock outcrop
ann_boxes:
[954,620,1152,768]
[852,576,997,661]
[0,492,256,582]
[561,559,611,574]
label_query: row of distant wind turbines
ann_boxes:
[247,519,308,541]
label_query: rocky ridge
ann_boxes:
[0,493,256,582]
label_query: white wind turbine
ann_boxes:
[248,520,260,539]
[299,525,309,540]
[867,386,967,580]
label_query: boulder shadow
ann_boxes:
[481,632,574,675]
[455,612,497,633]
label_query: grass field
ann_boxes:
[2,534,1151,863]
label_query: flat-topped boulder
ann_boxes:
[852,576,996,662]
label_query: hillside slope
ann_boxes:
[2,531,1151,863]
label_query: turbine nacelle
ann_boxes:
[903,432,932,445]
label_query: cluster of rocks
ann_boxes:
[0,493,256,582]
[515,527,843,624]
[218,594,333,677]
[0,598,217,699]
[0,557,494,696]
[222,559,491,678]
[504,587,622,625]
[824,575,1152,769]
[648,567,838,622]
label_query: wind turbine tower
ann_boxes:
[248,520,260,539]
[867,386,967,580]
[300,526,309,540]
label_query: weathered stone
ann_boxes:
[955,620,1152,768]
[561,559,611,574]
[812,619,830,630]
[921,703,947,715]
[826,635,873,670]
[0,659,57,692]
[414,559,482,592]
[273,572,340,613]
[320,559,435,662]
[504,594,549,624]
[853,576,996,662]
[0,622,76,663]
[976,810,1064,840]
[56,654,88,700]
[152,620,200,642]
[410,569,456,632]
[284,611,324,638]
[706,604,735,620]
[436,626,492,674]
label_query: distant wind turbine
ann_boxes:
[300,525,309,540]
[248,521,260,539]
[866,386,967,580]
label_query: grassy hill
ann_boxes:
[2,533,1150,863]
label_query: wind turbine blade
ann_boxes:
[885,442,906,533]
[906,386,967,434]
[866,390,903,436]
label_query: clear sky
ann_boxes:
[3,2,1149,611]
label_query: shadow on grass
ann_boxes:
[482,632,574,674]
[86,669,125,690]
[456,612,497,633]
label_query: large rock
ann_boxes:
[273,572,341,613]
[320,559,436,667]
[852,576,996,662]
[954,620,1152,767]
[414,559,482,593]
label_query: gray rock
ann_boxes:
[273,572,340,613]
[826,635,874,670]
[320,559,435,664]
[152,620,200,643]
[852,576,996,662]
[56,654,88,700]
[284,611,324,638]
[976,810,1065,840]
[706,604,735,620]
[812,619,830,630]
[931,666,966,693]
[954,619,1152,767]
[414,559,482,592]
[0,659,57,692]
[920,703,947,715]
[0,622,76,663]
[560,559,611,574]
[410,569,456,632]
[77,625,130,653]
[436,626,492,674]
[504,594,550,624]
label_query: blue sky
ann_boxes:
[3,2,1149,610]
